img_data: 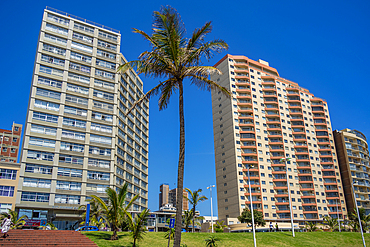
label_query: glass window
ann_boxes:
[0,169,17,180]
[33,112,58,123]
[21,192,49,202]
[25,164,52,175]
[0,186,15,197]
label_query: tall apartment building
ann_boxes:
[334,129,370,215]
[0,123,22,163]
[16,7,149,229]
[211,55,346,226]
[158,183,188,211]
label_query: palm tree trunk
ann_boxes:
[174,81,185,247]
[192,206,195,233]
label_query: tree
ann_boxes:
[350,208,370,232]
[92,183,139,240]
[185,188,207,232]
[305,221,318,232]
[237,208,266,227]
[1,209,28,229]
[323,216,337,232]
[126,209,150,247]
[210,220,227,233]
[204,236,220,247]
[78,198,107,229]
[118,6,228,246]
[182,210,194,232]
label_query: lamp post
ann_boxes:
[279,158,295,237]
[336,199,341,232]
[351,181,366,247]
[247,164,257,247]
[207,185,215,233]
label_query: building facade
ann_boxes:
[16,7,149,229]
[0,123,22,163]
[158,183,188,211]
[334,129,370,215]
[0,162,21,212]
[211,55,346,226]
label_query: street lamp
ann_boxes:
[279,158,295,237]
[247,164,257,247]
[207,185,215,233]
[351,181,366,247]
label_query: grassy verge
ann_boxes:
[84,231,370,247]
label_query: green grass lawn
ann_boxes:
[84,231,370,247]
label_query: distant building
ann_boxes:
[159,183,188,211]
[0,123,22,163]
[0,161,21,212]
[334,129,370,215]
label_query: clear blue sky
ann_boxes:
[1,0,369,217]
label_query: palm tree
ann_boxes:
[118,6,228,246]
[78,198,107,229]
[305,221,318,232]
[185,188,208,233]
[323,216,337,232]
[126,209,150,247]
[204,236,220,247]
[211,220,227,233]
[92,183,139,240]
[1,209,28,229]
[350,207,370,232]
[182,210,194,232]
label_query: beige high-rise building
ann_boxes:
[211,55,347,227]
[334,129,370,215]
[16,7,149,229]
[158,184,188,211]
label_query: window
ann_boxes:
[56,181,81,191]
[74,22,94,34]
[65,94,88,105]
[68,72,90,84]
[60,130,85,142]
[63,118,86,128]
[97,49,116,60]
[34,99,59,111]
[29,137,56,148]
[42,42,66,55]
[41,54,65,66]
[89,146,111,156]
[88,158,110,169]
[66,83,89,95]
[21,192,49,202]
[55,194,80,204]
[91,123,112,133]
[27,150,54,161]
[71,41,92,53]
[37,77,62,88]
[0,169,17,180]
[97,40,117,51]
[57,167,82,178]
[39,65,63,77]
[64,106,87,117]
[90,134,111,145]
[95,69,115,80]
[60,142,84,152]
[25,164,52,175]
[23,178,51,188]
[59,155,83,165]
[87,171,110,181]
[45,23,68,35]
[70,52,92,63]
[86,183,108,193]
[0,204,12,214]
[94,79,114,90]
[0,186,14,197]
[36,88,61,100]
[72,32,93,43]
[93,101,113,111]
[98,31,117,41]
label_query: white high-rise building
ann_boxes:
[16,7,149,229]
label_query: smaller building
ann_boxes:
[159,184,188,211]
[334,129,370,215]
[0,123,22,163]
[0,161,21,213]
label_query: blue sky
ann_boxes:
[0,0,369,217]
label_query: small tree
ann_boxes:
[182,210,194,232]
[126,209,150,247]
[210,220,227,233]
[323,216,337,232]
[185,188,208,233]
[305,221,318,232]
[237,208,266,227]
[1,209,28,229]
[205,236,220,247]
